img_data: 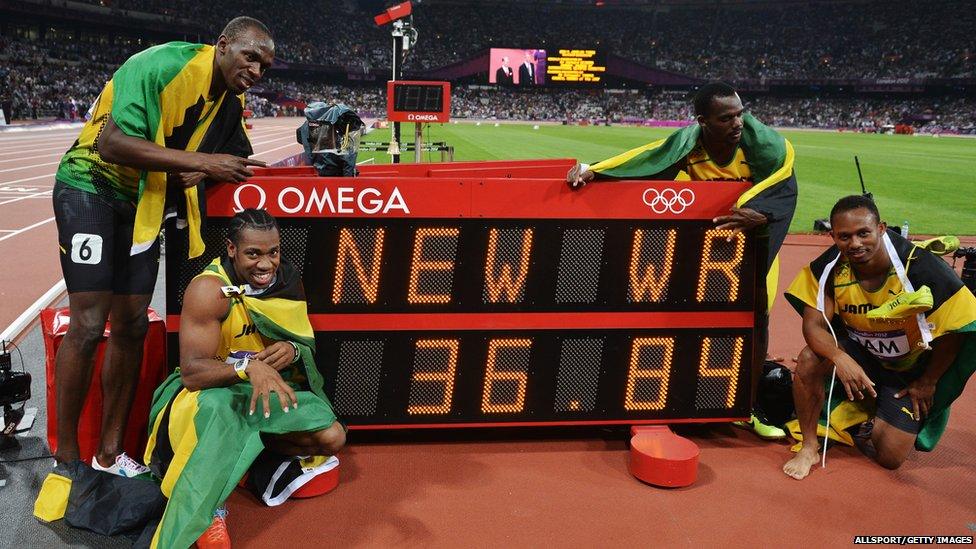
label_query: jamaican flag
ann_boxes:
[784,230,976,451]
[144,257,337,548]
[588,114,797,308]
[56,42,252,258]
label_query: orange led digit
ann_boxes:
[697,337,744,408]
[408,227,460,304]
[333,227,385,304]
[407,339,460,415]
[481,338,531,413]
[628,229,676,302]
[624,337,675,411]
[696,229,745,302]
[484,228,534,303]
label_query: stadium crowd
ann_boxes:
[57,0,976,80]
[2,1,974,134]
[243,82,976,135]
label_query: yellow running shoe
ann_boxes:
[732,413,787,440]
[866,286,933,321]
[913,236,960,256]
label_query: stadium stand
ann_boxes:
[1,0,973,133]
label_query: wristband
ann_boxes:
[234,356,250,381]
[288,341,301,363]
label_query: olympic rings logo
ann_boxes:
[642,188,695,214]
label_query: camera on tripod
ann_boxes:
[953,247,976,294]
[1,340,31,448]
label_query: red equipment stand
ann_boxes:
[629,426,699,488]
[41,307,168,463]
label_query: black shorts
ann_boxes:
[53,180,160,294]
[839,337,925,435]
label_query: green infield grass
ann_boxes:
[358,122,975,235]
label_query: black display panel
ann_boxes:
[166,216,763,428]
[392,83,445,113]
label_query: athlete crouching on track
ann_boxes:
[782,195,976,479]
[144,209,344,548]
[51,16,274,477]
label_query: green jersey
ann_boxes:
[55,41,252,257]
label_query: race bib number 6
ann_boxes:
[71,233,103,265]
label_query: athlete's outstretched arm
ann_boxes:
[178,276,297,416]
[98,116,264,183]
[801,300,875,401]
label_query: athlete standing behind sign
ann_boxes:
[51,17,273,472]
[566,82,798,436]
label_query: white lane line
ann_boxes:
[1,174,57,186]
[0,190,54,206]
[0,142,75,155]
[0,279,67,343]
[252,143,302,157]
[0,229,16,232]
[0,131,79,143]
[0,216,55,243]
[0,161,60,173]
[0,152,63,162]
[0,130,296,189]
[250,135,295,147]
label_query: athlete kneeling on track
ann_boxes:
[144,209,344,548]
[783,195,976,480]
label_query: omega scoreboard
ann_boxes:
[386,80,451,123]
[166,166,764,429]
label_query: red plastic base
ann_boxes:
[629,426,699,488]
[292,465,340,498]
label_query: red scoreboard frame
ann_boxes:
[165,159,764,430]
[386,80,451,123]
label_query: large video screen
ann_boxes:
[490,48,607,85]
[489,48,547,86]
[546,49,607,83]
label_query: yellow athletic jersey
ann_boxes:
[193,268,306,383]
[678,142,752,182]
[831,262,925,370]
[215,290,268,363]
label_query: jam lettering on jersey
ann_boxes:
[842,303,877,315]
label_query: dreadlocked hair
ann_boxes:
[228,208,279,245]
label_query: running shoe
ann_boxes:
[91,452,151,478]
[732,413,787,440]
[196,507,231,549]
[913,236,960,256]
[866,286,933,321]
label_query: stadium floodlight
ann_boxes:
[374,1,412,26]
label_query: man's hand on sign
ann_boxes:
[255,341,298,371]
[566,163,595,190]
[831,351,877,401]
[713,207,768,241]
[246,359,299,418]
[201,154,267,183]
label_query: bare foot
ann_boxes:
[783,446,820,480]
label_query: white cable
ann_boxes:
[814,251,842,469]
[821,308,839,468]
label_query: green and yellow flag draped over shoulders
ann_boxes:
[588,114,798,307]
[56,42,253,258]
[145,257,336,548]
[784,230,976,451]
